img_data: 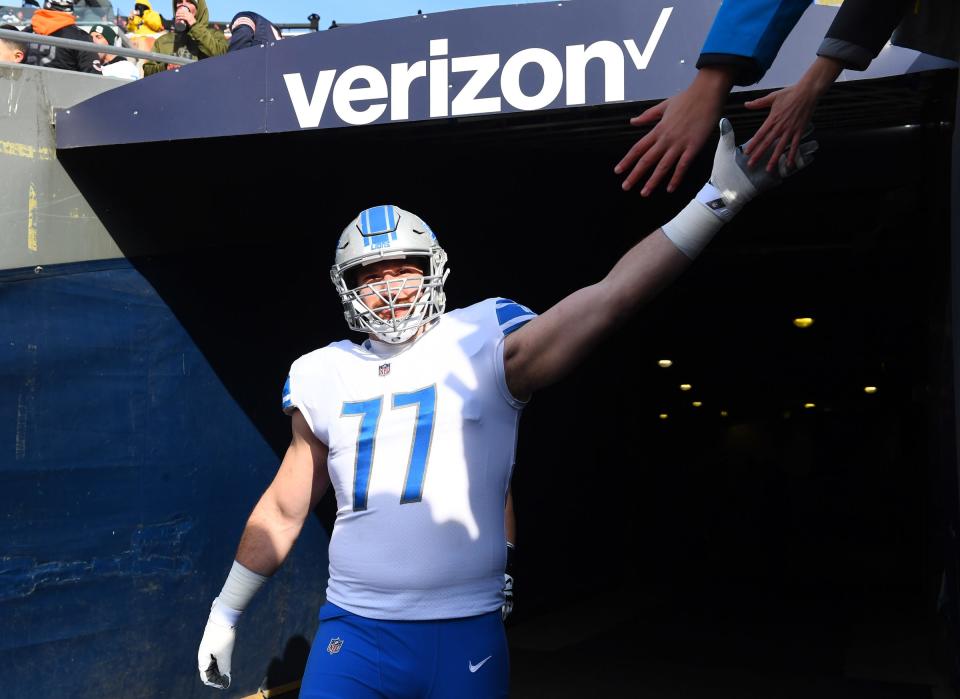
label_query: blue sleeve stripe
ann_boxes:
[496,299,537,337]
[496,298,533,311]
[502,318,533,336]
[496,302,536,327]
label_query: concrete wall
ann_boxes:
[0,63,124,271]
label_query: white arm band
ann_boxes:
[660,182,729,260]
[210,561,269,627]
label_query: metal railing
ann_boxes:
[0,26,195,66]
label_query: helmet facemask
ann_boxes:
[331,206,450,345]
[335,251,449,344]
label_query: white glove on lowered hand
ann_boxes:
[197,597,240,689]
[501,572,514,621]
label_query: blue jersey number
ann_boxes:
[341,385,436,511]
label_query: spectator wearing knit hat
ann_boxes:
[25,0,101,73]
[90,23,139,79]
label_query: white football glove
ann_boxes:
[197,598,238,689]
[501,572,514,621]
[662,118,818,259]
[705,117,818,221]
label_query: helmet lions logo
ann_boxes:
[327,637,344,654]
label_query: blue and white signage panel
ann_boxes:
[56,0,953,149]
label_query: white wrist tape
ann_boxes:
[213,561,268,624]
[694,181,737,223]
[660,183,729,259]
[209,597,243,628]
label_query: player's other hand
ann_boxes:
[708,117,817,218]
[615,67,734,196]
[501,572,514,621]
[197,598,237,689]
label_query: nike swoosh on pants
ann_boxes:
[468,656,492,673]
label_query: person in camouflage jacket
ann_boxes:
[143,0,225,76]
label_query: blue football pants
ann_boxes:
[299,602,509,699]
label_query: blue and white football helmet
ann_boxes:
[331,205,449,344]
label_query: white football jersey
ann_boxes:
[282,298,536,620]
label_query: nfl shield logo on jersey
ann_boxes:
[327,637,344,655]
[379,363,391,377]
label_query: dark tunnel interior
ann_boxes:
[59,70,959,696]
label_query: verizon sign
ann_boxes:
[64,0,933,149]
[283,7,673,128]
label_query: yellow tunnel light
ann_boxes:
[679,384,692,391]
[692,401,702,408]
[720,410,728,417]
[793,317,815,329]
[804,402,816,409]
[864,386,878,394]
[658,359,673,368]
[659,413,669,420]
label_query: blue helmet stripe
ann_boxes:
[369,206,387,233]
[361,205,392,235]
[359,205,400,248]
[388,205,398,240]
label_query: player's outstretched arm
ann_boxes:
[196,410,330,690]
[506,118,816,399]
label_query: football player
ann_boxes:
[197,120,815,697]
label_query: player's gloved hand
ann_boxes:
[501,542,516,622]
[703,117,818,222]
[661,118,817,260]
[197,597,239,689]
[501,572,514,621]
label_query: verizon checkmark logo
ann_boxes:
[468,656,492,673]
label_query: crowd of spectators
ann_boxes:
[0,0,284,79]
[22,0,101,73]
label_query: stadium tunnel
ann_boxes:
[52,63,960,697]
